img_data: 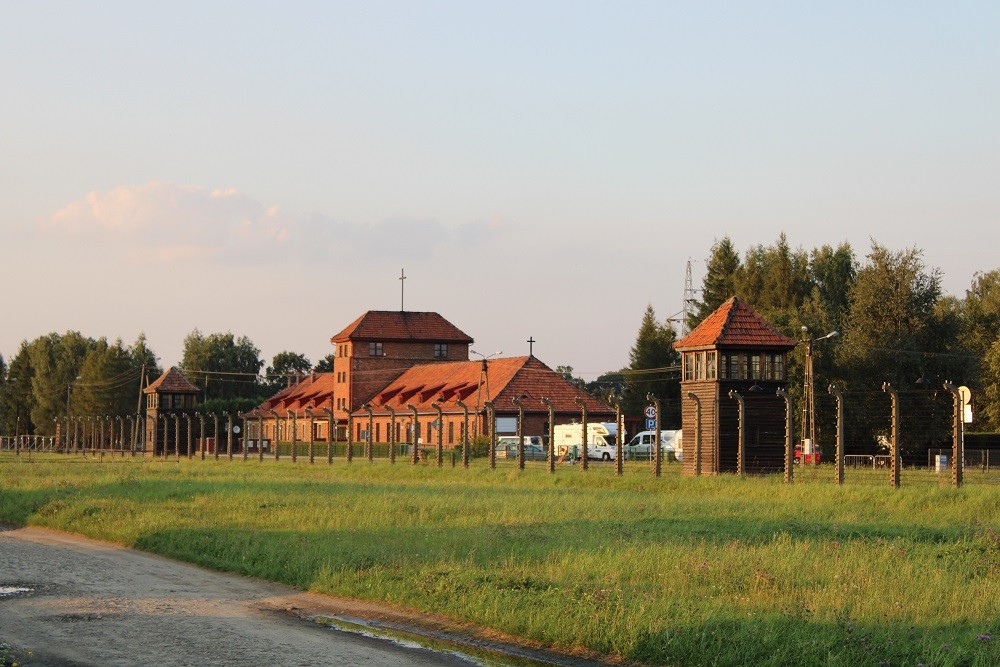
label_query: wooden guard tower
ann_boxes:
[674,297,797,475]
[143,367,200,455]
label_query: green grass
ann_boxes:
[1,455,998,666]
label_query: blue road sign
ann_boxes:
[646,418,656,430]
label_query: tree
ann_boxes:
[264,351,312,394]
[555,365,586,390]
[313,353,336,373]
[27,332,96,435]
[2,343,35,435]
[688,237,740,330]
[837,243,945,390]
[624,305,681,427]
[180,330,264,401]
[74,338,141,419]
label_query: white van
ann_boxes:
[497,435,544,448]
[624,430,683,462]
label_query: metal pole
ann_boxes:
[225,413,233,462]
[304,409,316,464]
[575,396,589,471]
[321,407,334,464]
[345,409,354,463]
[729,390,746,478]
[456,400,469,469]
[829,385,845,485]
[484,401,496,469]
[512,397,524,471]
[289,410,297,463]
[362,404,374,463]
[777,388,793,484]
[646,393,661,477]
[407,404,419,465]
[184,413,193,460]
[882,382,900,489]
[687,391,702,476]
[943,382,964,488]
[540,397,555,474]
[172,413,180,462]
[610,395,623,476]
[270,410,280,461]
[431,402,444,467]
[385,406,397,465]
[212,413,219,461]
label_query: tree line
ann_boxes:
[0,329,336,437]
[4,233,999,443]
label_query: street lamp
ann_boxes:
[800,326,838,462]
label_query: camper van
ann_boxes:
[552,422,622,461]
[624,430,683,462]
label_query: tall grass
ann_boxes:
[1,455,997,666]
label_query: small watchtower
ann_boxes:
[143,367,200,455]
[674,297,797,475]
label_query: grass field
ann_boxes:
[0,455,997,666]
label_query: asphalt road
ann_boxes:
[0,526,502,667]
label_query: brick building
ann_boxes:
[246,310,613,448]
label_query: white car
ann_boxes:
[624,430,683,462]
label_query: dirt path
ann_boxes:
[0,526,598,667]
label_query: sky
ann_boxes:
[2,1,998,380]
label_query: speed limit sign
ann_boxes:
[644,405,656,419]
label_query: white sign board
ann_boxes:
[644,406,657,419]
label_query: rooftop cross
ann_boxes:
[527,336,535,356]
[399,268,406,311]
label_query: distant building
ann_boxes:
[674,297,797,475]
[246,310,613,448]
[143,367,200,455]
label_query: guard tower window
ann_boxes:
[706,351,717,380]
[683,353,694,381]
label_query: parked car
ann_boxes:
[623,430,683,462]
[495,443,548,461]
[497,435,545,448]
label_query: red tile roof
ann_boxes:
[674,297,797,350]
[257,373,336,414]
[365,356,613,417]
[330,311,474,344]
[145,367,200,394]
[249,357,613,419]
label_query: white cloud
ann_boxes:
[42,181,499,265]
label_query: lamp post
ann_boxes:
[539,397,555,474]
[455,399,469,469]
[800,326,838,462]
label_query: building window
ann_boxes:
[434,343,448,358]
[448,421,454,444]
[683,353,694,381]
[376,423,381,442]
[751,354,761,380]
[706,351,717,380]
[369,342,383,356]
[694,352,704,380]
[774,353,785,380]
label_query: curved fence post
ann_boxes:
[943,382,964,488]
[728,390,746,478]
[882,383,900,489]
[687,391,702,477]
[828,385,845,485]
[776,388,793,484]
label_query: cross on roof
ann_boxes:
[399,268,406,311]
[527,336,535,356]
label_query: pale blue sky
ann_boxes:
[2,1,998,377]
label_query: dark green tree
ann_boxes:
[624,305,681,427]
[555,365,586,390]
[313,353,336,373]
[688,237,740,330]
[180,330,264,401]
[27,332,96,435]
[74,338,141,419]
[2,343,35,435]
[264,351,312,394]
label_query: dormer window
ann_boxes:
[369,342,383,356]
[434,343,448,358]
